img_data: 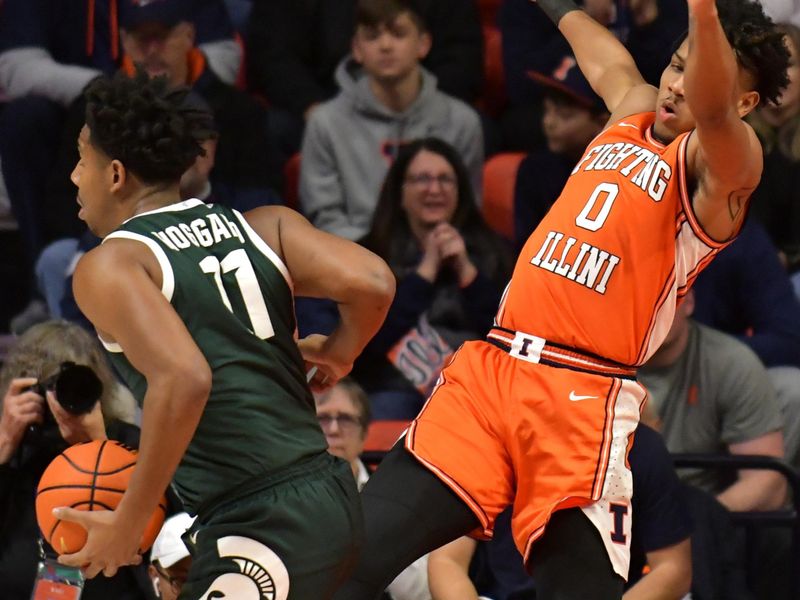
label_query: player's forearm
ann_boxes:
[116,372,210,528]
[624,539,692,600]
[535,0,581,25]
[623,563,690,600]
[330,265,396,362]
[554,11,640,105]
[428,560,480,600]
[684,3,738,123]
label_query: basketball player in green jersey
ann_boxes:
[53,71,395,599]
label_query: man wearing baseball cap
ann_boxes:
[148,513,195,600]
[513,54,610,247]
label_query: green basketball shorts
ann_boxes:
[178,452,363,600]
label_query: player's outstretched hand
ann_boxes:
[297,334,354,393]
[55,507,142,579]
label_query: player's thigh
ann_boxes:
[510,372,643,579]
[179,457,362,600]
[407,342,515,535]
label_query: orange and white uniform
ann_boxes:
[406,112,733,578]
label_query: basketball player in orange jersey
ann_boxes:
[334,0,791,598]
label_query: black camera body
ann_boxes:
[28,361,103,418]
[16,362,104,462]
[23,361,103,449]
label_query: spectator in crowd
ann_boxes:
[40,0,282,242]
[0,0,239,311]
[299,0,484,242]
[513,55,609,248]
[148,512,195,600]
[0,320,148,599]
[245,0,483,155]
[746,25,800,272]
[315,378,430,600]
[638,291,787,512]
[499,0,686,151]
[427,424,692,600]
[298,138,511,420]
[691,218,800,468]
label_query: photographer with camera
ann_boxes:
[0,320,154,599]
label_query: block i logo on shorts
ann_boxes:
[199,536,290,600]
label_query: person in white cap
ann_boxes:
[148,512,195,600]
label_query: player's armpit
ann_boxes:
[72,241,210,385]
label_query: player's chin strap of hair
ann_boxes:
[532,0,582,25]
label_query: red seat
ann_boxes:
[477,0,503,26]
[233,32,248,91]
[478,24,507,118]
[482,152,526,241]
[363,420,411,454]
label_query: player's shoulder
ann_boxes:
[604,84,658,130]
[242,205,307,258]
[74,235,158,287]
[244,204,303,231]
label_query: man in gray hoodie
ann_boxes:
[299,0,483,241]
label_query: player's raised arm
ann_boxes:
[245,206,395,387]
[533,0,649,113]
[685,0,789,241]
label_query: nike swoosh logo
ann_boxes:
[569,391,599,401]
[618,122,639,129]
[189,530,199,545]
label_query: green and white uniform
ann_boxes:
[101,199,362,599]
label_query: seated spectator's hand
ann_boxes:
[46,392,106,446]
[417,228,444,283]
[55,507,143,578]
[297,334,354,392]
[0,378,45,463]
[434,224,478,287]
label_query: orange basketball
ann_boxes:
[35,439,168,555]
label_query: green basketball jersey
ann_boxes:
[101,199,328,513]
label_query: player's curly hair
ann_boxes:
[84,69,216,184]
[716,0,790,106]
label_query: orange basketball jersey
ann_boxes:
[497,111,728,366]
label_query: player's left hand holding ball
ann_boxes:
[55,508,143,578]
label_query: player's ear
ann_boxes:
[109,160,126,191]
[736,90,760,118]
[352,34,363,64]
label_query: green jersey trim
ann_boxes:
[121,198,206,225]
[102,230,176,300]
[98,230,177,354]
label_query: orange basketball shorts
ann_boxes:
[405,338,646,579]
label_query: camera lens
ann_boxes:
[54,363,103,415]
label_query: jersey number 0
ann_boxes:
[576,183,619,232]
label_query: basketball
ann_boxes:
[35,440,168,555]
